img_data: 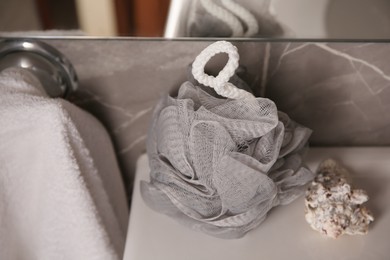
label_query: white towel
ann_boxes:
[0,68,128,260]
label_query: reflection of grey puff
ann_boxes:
[141,82,314,239]
[187,0,285,37]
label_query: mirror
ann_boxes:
[1,0,170,37]
[1,0,390,38]
[166,0,390,38]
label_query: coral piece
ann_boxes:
[305,159,374,238]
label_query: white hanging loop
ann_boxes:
[192,41,255,100]
[199,0,244,37]
[220,0,259,37]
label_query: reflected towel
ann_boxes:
[0,68,128,260]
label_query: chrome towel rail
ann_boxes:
[0,39,78,98]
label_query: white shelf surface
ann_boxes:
[124,148,390,260]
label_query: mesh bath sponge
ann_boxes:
[141,41,314,239]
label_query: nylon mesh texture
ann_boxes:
[141,82,314,238]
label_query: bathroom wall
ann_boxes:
[75,0,117,36]
[0,0,41,32]
[43,39,390,189]
[266,41,390,146]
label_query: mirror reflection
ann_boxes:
[1,0,390,38]
[1,0,170,37]
[167,0,390,38]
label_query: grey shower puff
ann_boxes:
[141,82,314,239]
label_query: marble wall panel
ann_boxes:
[39,39,390,192]
[266,42,390,146]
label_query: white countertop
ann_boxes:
[124,148,390,260]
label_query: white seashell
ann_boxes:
[304,159,374,238]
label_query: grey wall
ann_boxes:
[38,39,390,190]
[266,42,390,146]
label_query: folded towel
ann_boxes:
[0,68,128,260]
